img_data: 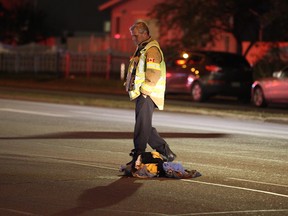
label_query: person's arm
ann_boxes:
[140,46,162,96]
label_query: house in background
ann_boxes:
[1,0,287,78]
[98,0,238,55]
[0,0,242,79]
[98,0,163,54]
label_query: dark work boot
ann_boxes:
[161,144,177,162]
[126,149,136,165]
[123,149,141,176]
[126,149,141,168]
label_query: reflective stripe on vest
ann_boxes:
[128,40,166,110]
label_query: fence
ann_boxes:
[0,51,130,80]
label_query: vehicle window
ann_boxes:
[208,53,250,67]
[167,53,204,67]
[188,54,204,64]
[282,66,288,73]
[282,71,288,78]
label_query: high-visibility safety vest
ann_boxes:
[127,40,166,110]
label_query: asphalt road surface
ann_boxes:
[0,99,287,216]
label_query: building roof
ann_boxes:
[98,0,127,11]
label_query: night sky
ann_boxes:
[1,0,110,36]
[38,0,110,35]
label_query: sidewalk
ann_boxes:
[0,77,126,95]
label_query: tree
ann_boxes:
[0,1,48,45]
[149,0,288,56]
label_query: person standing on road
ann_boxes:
[125,21,176,166]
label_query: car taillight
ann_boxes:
[205,65,222,73]
[175,59,187,65]
[166,72,172,78]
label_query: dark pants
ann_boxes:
[133,94,167,154]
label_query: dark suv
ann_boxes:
[165,51,253,102]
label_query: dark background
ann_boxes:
[37,0,110,35]
[0,0,110,36]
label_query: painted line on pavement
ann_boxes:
[228,177,288,188]
[181,179,288,198]
[175,209,288,216]
[0,208,39,216]
[42,156,120,171]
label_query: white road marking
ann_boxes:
[175,209,288,216]
[0,208,39,216]
[44,156,288,199]
[0,108,70,117]
[58,159,120,171]
[181,179,288,198]
[228,177,288,188]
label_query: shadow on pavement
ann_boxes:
[51,176,142,216]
